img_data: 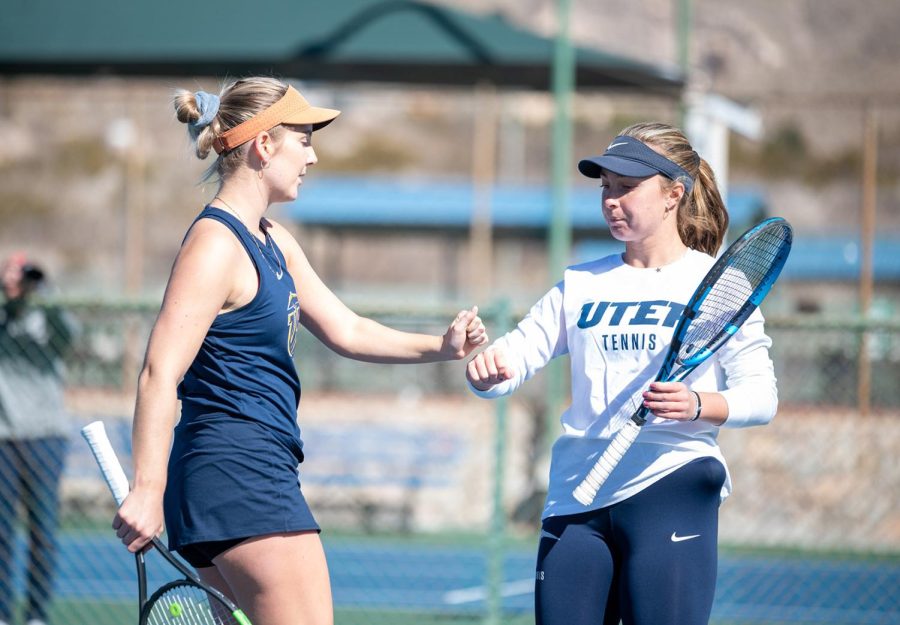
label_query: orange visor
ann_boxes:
[212,86,340,154]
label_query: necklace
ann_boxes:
[213,196,284,279]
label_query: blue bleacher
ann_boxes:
[286,176,898,281]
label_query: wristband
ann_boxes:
[690,391,702,421]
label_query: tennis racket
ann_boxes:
[573,217,793,506]
[81,421,252,625]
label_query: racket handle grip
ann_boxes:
[573,419,642,506]
[81,421,130,506]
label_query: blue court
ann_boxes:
[9,532,898,624]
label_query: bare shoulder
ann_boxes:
[181,216,243,257]
[173,216,246,278]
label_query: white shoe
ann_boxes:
[27,620,49,625]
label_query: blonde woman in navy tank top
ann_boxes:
[111,76,489,625]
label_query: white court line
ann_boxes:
[442,578,535,605]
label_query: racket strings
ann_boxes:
[679,226,790,359]
[145,582,241,625]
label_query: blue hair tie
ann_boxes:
[188,91,220,140]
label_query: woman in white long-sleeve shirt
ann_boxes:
[467,122,777,625]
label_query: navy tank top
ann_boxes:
[176,206,303,447]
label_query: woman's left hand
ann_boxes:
[642,381,699,421]
[443,306,489,359]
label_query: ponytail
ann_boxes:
[678,157,729,255]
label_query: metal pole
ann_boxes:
[677,0,692,72]
[858,103,877,415]
[676,0,692,124]
[470,82,498,301]
[548,0,574,283]
[486,299,511,625]
[122,94,146,394]
[545,0,575,463]
[124,106,145,297]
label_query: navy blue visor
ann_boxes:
[578,135,694,194]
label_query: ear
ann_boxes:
[250,131,274,164]
[666,181,686,209]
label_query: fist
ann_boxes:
[466,347,513,391]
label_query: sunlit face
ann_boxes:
[599,171,673,244]
[266,124,317,203]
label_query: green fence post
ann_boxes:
[544,0,575,544]
[486,298,512,625]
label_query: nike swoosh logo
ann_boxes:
[671,532,701,542]
[606,142,628,150]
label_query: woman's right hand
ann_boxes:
[466,347,514,391]
[112,486,165,553]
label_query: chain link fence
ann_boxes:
[0,298,897,625]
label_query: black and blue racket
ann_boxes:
[81,421,252,625]
[573,217,793,506]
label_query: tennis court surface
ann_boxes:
[6,531,898,624]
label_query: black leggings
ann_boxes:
[535,456,726,625]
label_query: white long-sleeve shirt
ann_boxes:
[470,249,777,519]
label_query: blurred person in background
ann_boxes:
[0,253,76,625]
[111,76,488,625]
[466,122,778,625]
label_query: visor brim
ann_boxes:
[284,106,341,131]
[578,156,660,180]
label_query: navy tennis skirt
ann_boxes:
[163,414,319,552]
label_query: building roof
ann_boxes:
[287,175,764,231]
[288,177,899,281]
[0,0,683,92]
[778,236,900,281]
[578,235,900,282]
[289,176,606,230]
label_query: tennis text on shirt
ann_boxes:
[577,299,687,352]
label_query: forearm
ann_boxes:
[716,311,778,427]
[719,379,778,427]
[694,391,728,426]
[130,366,179,495]
[467,291,566,400]
[333,316,449,363]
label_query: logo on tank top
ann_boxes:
[287,292,301,356]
